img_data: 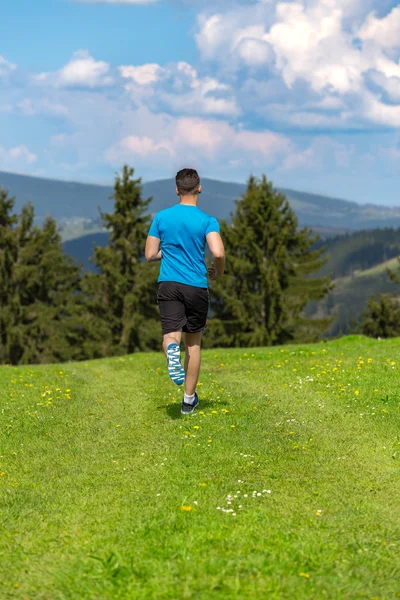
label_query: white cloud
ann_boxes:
[0,145,37,171]
[106,135,173,163]
[236,38,273,67]
[175,117,292,162]
[196,7,275,68]
[17,98,68,116]
[8,146,37,164]
[235,128,292,159]
[0,56,16,78]
[161,63,239,116]
[38,50,113,88]
[359,5,400,48]
[59,50,112,87]
[368,70,400,102]
[105,115,291,169]
[174,118,228,155]
[281,136,355,171]
[196,2,367,92]
[374,54,400,80]
[264,2,368,94]
[386,145,400,163]
[119,63,164,85]
[196,14,224,59]
[120,60,239,116]
[195,0,400,129]
[364,93,400,127]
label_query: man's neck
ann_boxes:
[179,195,198,207]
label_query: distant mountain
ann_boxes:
[2,170,400,231]
[0,171,113,223]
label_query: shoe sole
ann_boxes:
[167,345,185,386]
[169,371,184,386]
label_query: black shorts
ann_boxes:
[157,281,209,336]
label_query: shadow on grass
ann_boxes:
[161,399,230,420]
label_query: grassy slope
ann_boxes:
[335,257,400,282]
[1,338,400,599]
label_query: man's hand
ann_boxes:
[206,232,225,279]
[208,264,218,280]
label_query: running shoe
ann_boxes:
[181,392,199,415]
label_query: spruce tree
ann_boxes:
[359,258,400,338]
[85,165,159,355]
[0,189,19,363]
[359,294,400,338]
[0,191,109,365]
[13,212,89,364]
[208,175,332,347]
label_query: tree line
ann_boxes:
[0,165,398,365]
[315,228,400,278]
[0,166,161,365]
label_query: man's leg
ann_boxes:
[184,332,202,396]
[157,281,186,387]
[162,331,182,356]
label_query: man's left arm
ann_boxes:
[145,236,162,262]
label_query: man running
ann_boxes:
[145,168,225,415]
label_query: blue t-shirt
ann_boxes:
[148,204,220,288]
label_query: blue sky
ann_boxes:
[1,0,400,204]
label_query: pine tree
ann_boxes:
[359,258,400,338]
[85,165,159,355]
[359,294,400,338]
[0,189,19,363]
[207,175,332,348]
[12,212,90,364]
[284,229,334,343]
[0,190,111,365]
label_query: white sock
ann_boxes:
[184,392,196,405]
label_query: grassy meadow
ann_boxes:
[1,336,400,599]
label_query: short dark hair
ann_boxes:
[176,168,200,196]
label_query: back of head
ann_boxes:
[176,168,201,196]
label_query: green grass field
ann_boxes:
[1,337,400,599]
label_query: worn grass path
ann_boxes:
[1,336,400,599]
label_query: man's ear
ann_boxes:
[198,185,202,195]
[176,187,180,196]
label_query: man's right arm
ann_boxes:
[206,232,225,280]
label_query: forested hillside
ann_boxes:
[316,228,400,277]
[306,257,400,337]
